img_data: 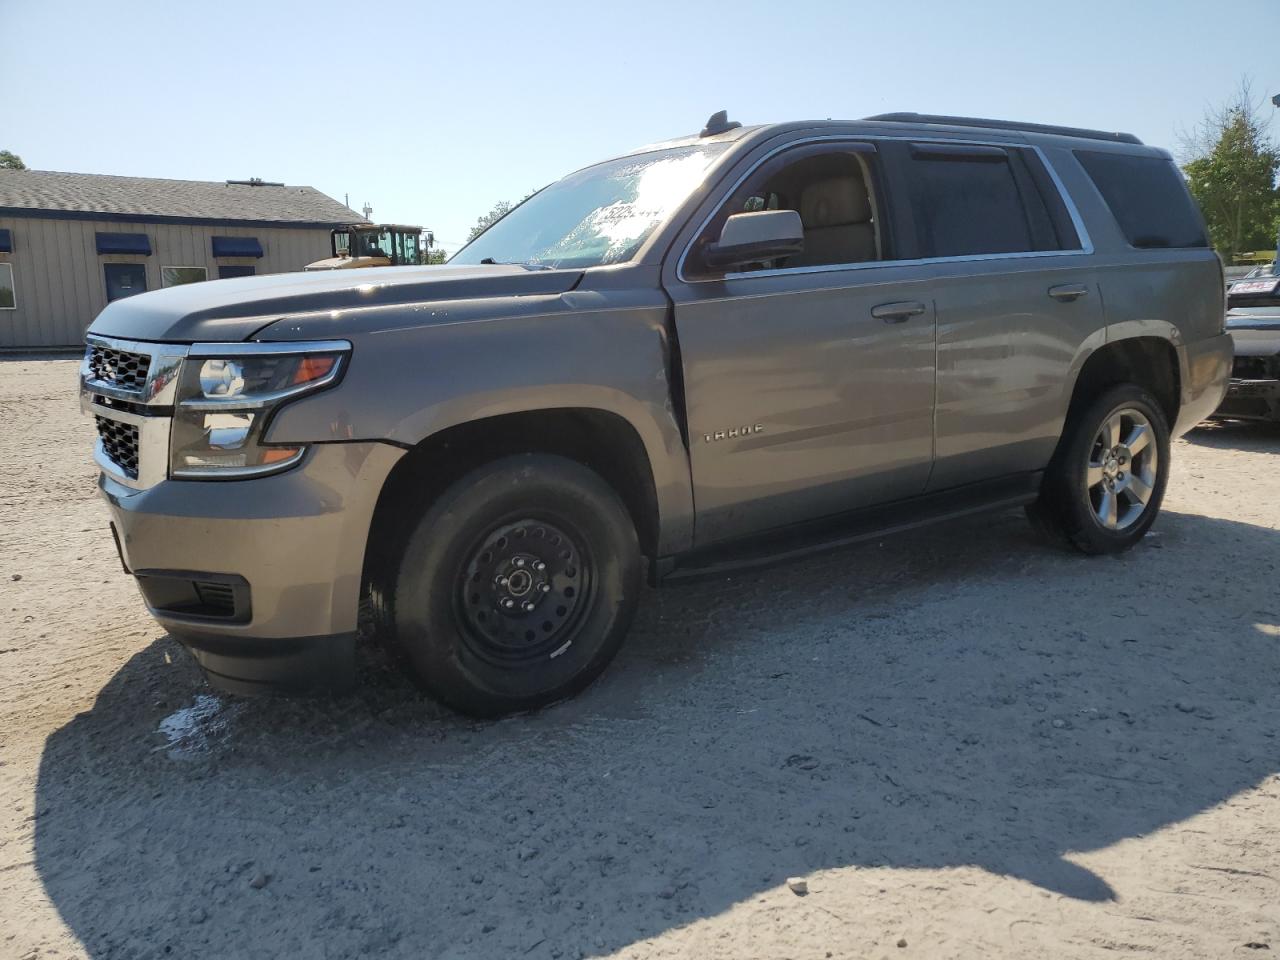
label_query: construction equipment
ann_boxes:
[306,224,426,270]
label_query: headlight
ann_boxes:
[170,340,350,479]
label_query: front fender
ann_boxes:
[265,298,696,555]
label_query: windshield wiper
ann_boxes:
[478,257,554,271]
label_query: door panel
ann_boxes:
[927,258,1104,489]
[669,266,937,545]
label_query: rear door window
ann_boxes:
[902,144,1043,258]
[1074,151,1208,249]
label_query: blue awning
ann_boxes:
[211,236,263,258]
[0,228,10,253]
[96,232,151,255]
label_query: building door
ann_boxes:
[104,264,147,302]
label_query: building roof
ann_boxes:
[0,169,362,227]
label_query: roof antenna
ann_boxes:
[700,110,741,138]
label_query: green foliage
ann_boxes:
[424,248,448,265]
[467,200,513,242]
[1181,82,1280,262]
[465,191,538,244]
[0,150,26,170]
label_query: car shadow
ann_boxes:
[33,507,1280,958]
[1183,417,1280,451]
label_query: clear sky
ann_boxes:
[5,0,1279,256]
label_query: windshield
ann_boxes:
[451,143,729,270]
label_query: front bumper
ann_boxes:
[1215,378,1280,421]
[102,441,404,694]
[1214,316,1280,421]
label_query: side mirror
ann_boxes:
[704,210,804,270]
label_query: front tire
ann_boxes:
[1029,383,1171,555]
[389,454,641,717]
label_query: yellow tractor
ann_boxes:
[306,224,426,270]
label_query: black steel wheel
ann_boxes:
[454,518,593,664]
[390,454,641,717]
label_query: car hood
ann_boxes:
[86,264,584,343]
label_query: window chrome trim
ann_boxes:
[674,134,1095,285]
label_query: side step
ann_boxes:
[660,472,1042,582]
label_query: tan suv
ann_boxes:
[81,111,1231,716]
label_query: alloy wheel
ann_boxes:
[1086,407,1158,531]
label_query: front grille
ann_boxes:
[87,344,151,391]
[1233,355,1278,381]
[95,416,140,479]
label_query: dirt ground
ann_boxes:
[1,356,1278,960]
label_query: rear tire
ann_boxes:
[389,453,641,717]
[1029,383,1170,555]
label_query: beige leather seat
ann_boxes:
[787,176,877,267]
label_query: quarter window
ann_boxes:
[1074,150,1208,249]
[161,266,208,287]
[0,263,14,309]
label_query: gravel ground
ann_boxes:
[2,357,1279,960]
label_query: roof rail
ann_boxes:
[864,112,1143,146]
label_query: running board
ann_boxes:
[659,472,1043,582]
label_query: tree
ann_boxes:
[1180,80,1280,262]
[467,200,513,242]
[0,150,25,170]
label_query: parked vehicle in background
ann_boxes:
[80,111,1230,716]
[1216,261,1280,421]
[306,223,424,270]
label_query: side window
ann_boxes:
[1074,150,1208,249]
[903,145,1039,257]
[690,145,886,275]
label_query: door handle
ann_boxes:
[1048,283,1089,302]
[871,300,927,323]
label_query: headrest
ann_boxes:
[799,177,871,228]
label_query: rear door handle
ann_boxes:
[871,300,927,323]
[1048,283,1089,302]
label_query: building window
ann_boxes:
[161,266,208,287]
[218,265,256,279]
[0,263,15,309]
